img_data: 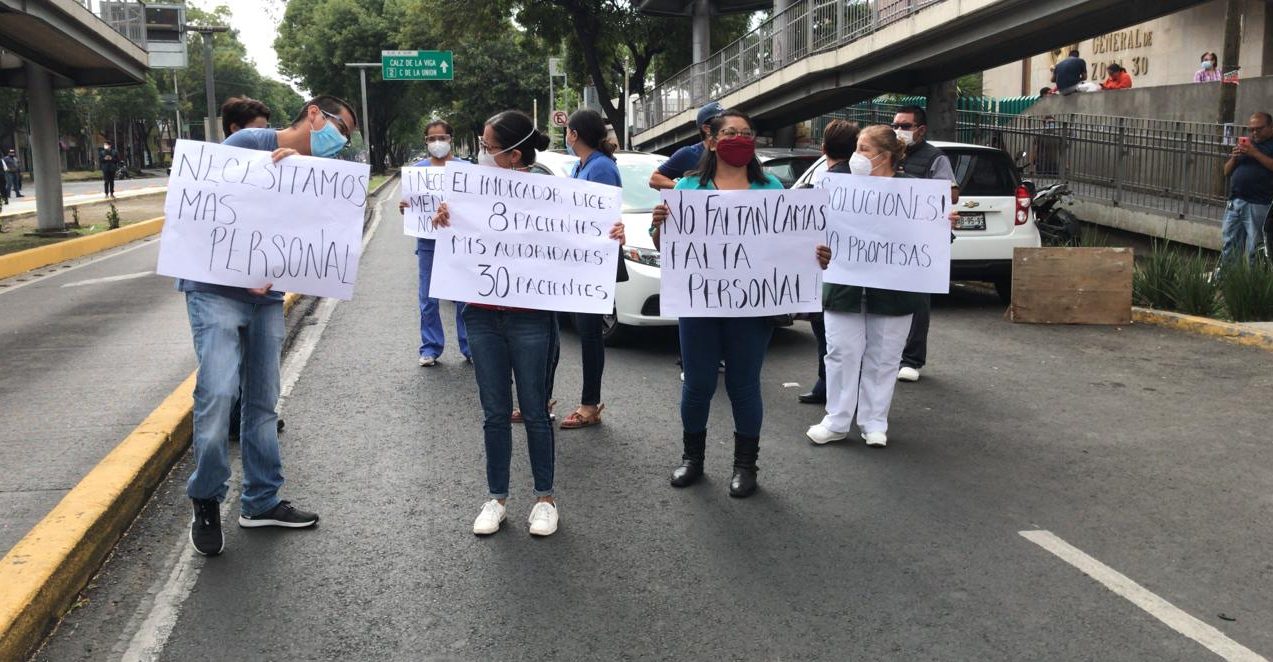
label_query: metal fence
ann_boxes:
[79,0,148,47]
[815,102,1231,224]
[633,0,944,132]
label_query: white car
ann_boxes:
[792,141,1041,301]
[530,150,673,344]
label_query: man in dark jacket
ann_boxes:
[100,142,120,198]
[3,150,21,198]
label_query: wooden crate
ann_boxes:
[1009,247,1134,325]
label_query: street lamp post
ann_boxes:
[184,24,229,142]
[345,63,378,167]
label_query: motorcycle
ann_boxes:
[1032,182,1082,246]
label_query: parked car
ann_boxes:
[756,147,821,188]
[531,150,674,343]
[791,141,1041,302]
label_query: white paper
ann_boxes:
[817,172,952,294]
[428,160,622,314]
[401,166,445,239]
[156,139,370,300]
[658,188,828,317]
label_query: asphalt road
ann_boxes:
[32,183,1273,661]
[0,237,194,556]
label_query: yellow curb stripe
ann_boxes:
[0,291,305,661]
[0,217,164,281]
[1133,307,1273,352]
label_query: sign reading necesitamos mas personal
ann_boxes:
[817,172,952,294]
[401,166,445,239]
[156,139,370,300]
[658,188,828,317]
[428,160,622,314]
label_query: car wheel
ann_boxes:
[600,308,628,346]
[993,277,1012,304]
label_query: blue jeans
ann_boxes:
[417,239,469,359]
[1220,198,1270,265]
[679,317,773,438]
[185,292,284,516]
[571,313,605,405]
[463,307,557,498]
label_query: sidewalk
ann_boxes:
[1,179,167,220]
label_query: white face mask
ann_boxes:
[848,152,876,176]
[478,150,498,168]
[427,139,451,159]
[895,129,914,146]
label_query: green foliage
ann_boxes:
[1217,258,1273,322]
[106,204,121,230]
[1132,243,1220,318]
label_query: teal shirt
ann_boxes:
[673,172,784,190]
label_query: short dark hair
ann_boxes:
[220,96,271,136]
[1039,87,1053,96]
[292,95,359,131]
[689,109,767,185]
[1201,51,1218,63]
[821,119,859,160]
[1107,63,1123,73]
[1251,111,1272,126]
[896,105,927,126]
[1068,49,1081,58]
[486,110,550,167]
[425,119,453,136]
[567,109,616,159]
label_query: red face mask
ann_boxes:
[715,135,756,168]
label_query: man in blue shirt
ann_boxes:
[1052,50,1087,95]
[182,95,358,556]
[1221,112,1273,265]
[647,100,722,190]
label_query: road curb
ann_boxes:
[0,174,397,661]
[0,293,301,662]
[1132,307,1273,352]
[0,217,164,280]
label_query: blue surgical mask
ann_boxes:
[1202,60,1215,70]
[310,115,347,158]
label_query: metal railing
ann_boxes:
[79,0,148,47]
[633,0,944,132]
[819,102,1231,224]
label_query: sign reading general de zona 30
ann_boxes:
[382,50,453,80]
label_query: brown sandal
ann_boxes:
[560,404,604,429]
[512,400,557,424]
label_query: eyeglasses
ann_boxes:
[426,135,453,143]
[1249,125,1269,133]
[717,129,755,139]
[478,138,503,153]
[320,109,352,148]
[891,122,918,130]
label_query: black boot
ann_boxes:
[729,433,760,498]
[670,431,706,487]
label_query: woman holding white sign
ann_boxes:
[651,109,831,498]
[432,110,627,536]
[806,125,937,449]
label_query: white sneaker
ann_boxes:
[806,424,848,445]
[528,501,558,536]
[897,366,920,382]
[862,431,888,448]
[419,355,437,367]
[472,499,505,535]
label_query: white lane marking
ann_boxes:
[61,271,155,288]
[1020,530,1267,662]
[115,185,391,662]
[0,237,158,296]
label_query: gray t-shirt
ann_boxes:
[927,153,957,187]
[175,129,285,304]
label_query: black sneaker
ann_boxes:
[190,498,224,556]
[238,500,319,529]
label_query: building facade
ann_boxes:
[983,0,1273,97]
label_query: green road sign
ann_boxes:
[381,50,453,81]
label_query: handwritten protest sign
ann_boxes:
[156,139,370,300]
[428,160,622,314]
[817,172,951,293]
[658,188,827,317]
[401,166,445,239]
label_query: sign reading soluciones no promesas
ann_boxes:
[382,50,453,80]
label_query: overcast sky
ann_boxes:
[190,0,291,87]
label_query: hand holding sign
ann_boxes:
[401,166,446,238]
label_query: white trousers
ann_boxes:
[820,308,913,434]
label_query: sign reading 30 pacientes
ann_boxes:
[381,50,453,80]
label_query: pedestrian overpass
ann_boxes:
[632,0,1210,152]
